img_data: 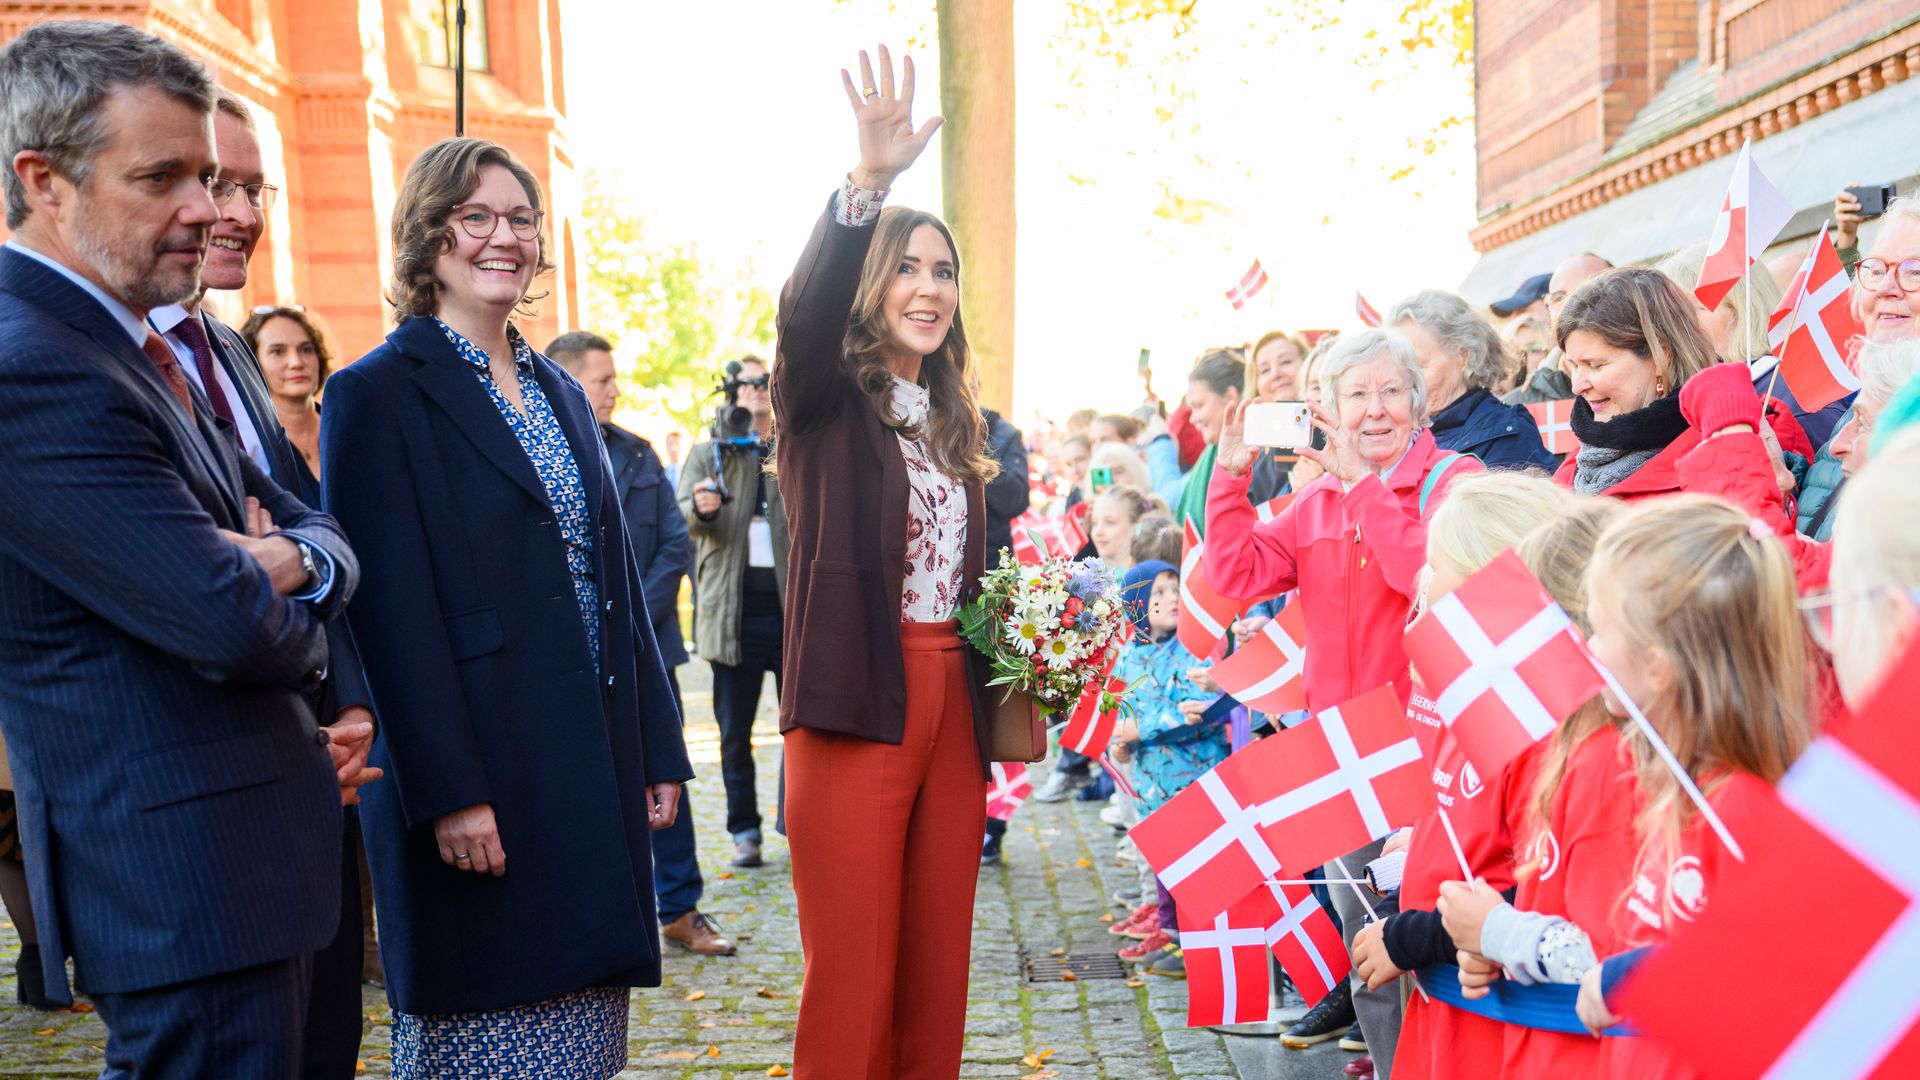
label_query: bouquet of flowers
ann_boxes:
[958,550,1132,716]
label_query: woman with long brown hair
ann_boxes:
[773,45,999,1079]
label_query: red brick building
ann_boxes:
[0,0,584,358]
[1462,0,1920,299]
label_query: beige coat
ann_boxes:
[676,438,790,666]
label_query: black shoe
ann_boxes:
[15,945,59,1011]
[731,839,764,868]
[1279,982,1354,1048]
[1339,1018,1368,1052]
[980,833,1003,866]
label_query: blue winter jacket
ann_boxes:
[1428,388,1558,472]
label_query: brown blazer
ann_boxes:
[771,197,993,776]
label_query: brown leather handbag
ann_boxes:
[989,688,1047,763]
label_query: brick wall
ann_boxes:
[1474,0,1912,241]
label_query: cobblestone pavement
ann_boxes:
[0,665,1351,1078]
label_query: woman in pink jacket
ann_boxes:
[1204,327,1482,714]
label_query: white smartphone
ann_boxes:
[1242,401,1313,448]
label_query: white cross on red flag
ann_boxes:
[1356,292,1382,327]
[1133,684,1428,922]
[1695,138,1794,311]
[1254,492,1295,524]
[1526,399,1580,456]
[1009,509,1071,566]
[1208,600,1307,715]
[1060,501,1091,554]
[1765,222,1865,411]
[985,762,1031,822]
[1178,890,1275,1027]
[1059,675,1126,757]
[1179,520,1243,660]
[1226,260,1269,310]
[1257,878,1350,1006]
[1618,639,1920,1078]
[1401,549,1604,781]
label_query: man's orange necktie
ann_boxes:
[140,330,196,418]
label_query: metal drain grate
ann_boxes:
[1023,950,1131,983]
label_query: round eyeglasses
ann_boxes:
[450,204,545,241]
[1856,257,1920,294]
[209,178,279,211]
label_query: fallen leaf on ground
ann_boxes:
[656,1050,697,1060]
[767,1067,791,1077]
[744,902,757,912]
[1021,1049,1056,1068]
[684,989,706,1001]
[33,1029,53,1036]
[717,871,735,880]
[1048,947,1067,957]
[1060,970,1078,981]
[354,1063,367,1075]
[66,1002,94,1013]
[1126,978,1146,988]
[1076,857,1093,868]
[1099,912,1115,923]
[756,986,782,998]
[706,1044,722,1057]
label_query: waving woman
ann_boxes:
[774,46,1000,1080]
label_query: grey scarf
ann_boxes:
[1572,443,1659,494]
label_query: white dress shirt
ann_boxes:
[149,303,271,472]
[3,240,149,346]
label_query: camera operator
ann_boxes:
[678,355,788,868]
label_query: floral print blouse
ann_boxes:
[891,376,968,622]
[438,318,601,670]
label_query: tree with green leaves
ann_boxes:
[580,175,775,434]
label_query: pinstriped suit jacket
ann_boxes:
[0,248,354,1002]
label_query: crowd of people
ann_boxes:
[991,142,1918,1080]
[0,18,1914,1080]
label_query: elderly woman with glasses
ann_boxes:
[320,137,692,1079]
[1203,327,1484,1074]
[1390,289,1557,471]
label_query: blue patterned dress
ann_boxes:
[390,320,626,1079]
[1112,633,1230,815]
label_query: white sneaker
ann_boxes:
[1033,769,1085,803]
[1100,804,1127,827]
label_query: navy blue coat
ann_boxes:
[1428,387,1558,472]
[603,423,692,669]
[0,248,351,1002]
[320,317,694,1015]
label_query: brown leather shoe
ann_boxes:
[663,911,737,956]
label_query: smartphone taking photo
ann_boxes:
[1089,465,1115,494]
[1242,401,1314,449]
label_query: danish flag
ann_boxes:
[1059,675,1126,757]
[1009,509,1071,566]
[986,762,1031,822]
[1765,222,1865,411]
[1179,890,1275,1026]
[1401,550,1604,780]
[1695,139,1794,311]
[1209,601,1308,715]
[1356,292,1382,327]
[1226,260,1269,310]
[1133,684,1428,922]
[1178,520,1243,660]
[1526,399,1580,456]
[1619,640,1920,1079]
[1254,492,1295,524]
[1257,877,1350,1006]
[1060,501,1091,554]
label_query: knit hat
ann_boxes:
[1121,559,1178,639]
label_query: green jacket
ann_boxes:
[676,438,790,666]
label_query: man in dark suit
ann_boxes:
[547,331,735,956]
[147,88,378,1078]
[0,22,367,1078]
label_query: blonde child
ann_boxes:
[1087,485,1163,572]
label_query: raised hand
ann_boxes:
[840,45,943,192]
[1295,401,1368,485]
[1216,399,1257,477]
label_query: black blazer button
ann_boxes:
[315,728,332,747]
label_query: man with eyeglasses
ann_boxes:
[148,87,379,1078]
[677,355,788,870]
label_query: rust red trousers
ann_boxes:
[784,620,987,1080]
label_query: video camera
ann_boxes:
[710,360,760,444]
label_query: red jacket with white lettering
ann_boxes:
[1203,430,1482,714]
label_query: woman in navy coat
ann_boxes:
[320,137,692,1078]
